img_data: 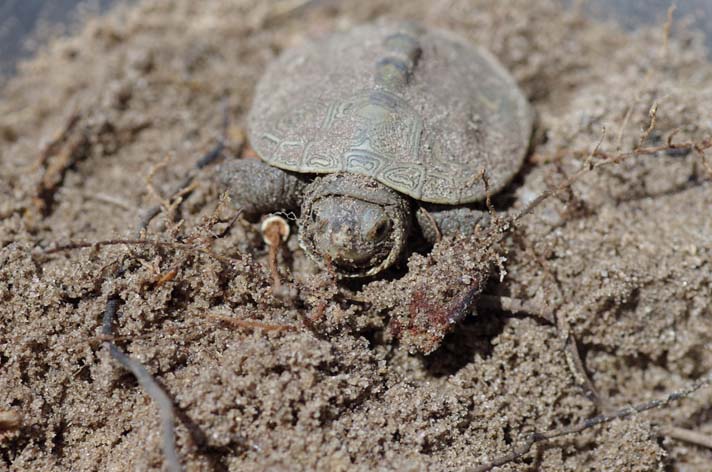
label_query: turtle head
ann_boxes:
[299,173,411,277]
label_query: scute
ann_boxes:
[248,21,533,204]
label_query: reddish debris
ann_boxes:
[391,277,482,354]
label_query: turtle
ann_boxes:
[219,20,534,277]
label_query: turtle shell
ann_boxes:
[248,21,533,204]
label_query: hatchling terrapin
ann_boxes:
[220,21,533,277]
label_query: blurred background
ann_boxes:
[1,0,711,83]
[0,0,124,80]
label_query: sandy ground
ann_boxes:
[1,0,711,470]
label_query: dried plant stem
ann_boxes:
[137,97,232,236]
[102,298,181,472]
[512,136,712,226]
[31,111,81,172]
[472,129,712,471]
[659,425,712,450]
[136,142,225,237]
[472,372,712,472]
[94,111,230,470]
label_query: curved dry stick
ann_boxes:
[658,425,712,450]
[470,134,712,472]
[94,101,248,471]
[512,136,712,228]
[471,372,712,472]
[102,298,181,472]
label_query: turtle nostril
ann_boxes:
[368,218,391,242]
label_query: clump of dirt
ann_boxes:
[1,0,711,471]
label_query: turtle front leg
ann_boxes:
[415,205,491,243]
[217,159,306,217]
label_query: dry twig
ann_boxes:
[137,98,233,237]
[102,298,181,472]
[31,111,81,172]
[88,101,237,472]
[473,372,712,472]
[510,135,712,227]
[658,425,712,450]
[661,4,677,60]
[637,102,658,150]
[472,117,712,470]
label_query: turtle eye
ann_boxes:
[367,218,391,242]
